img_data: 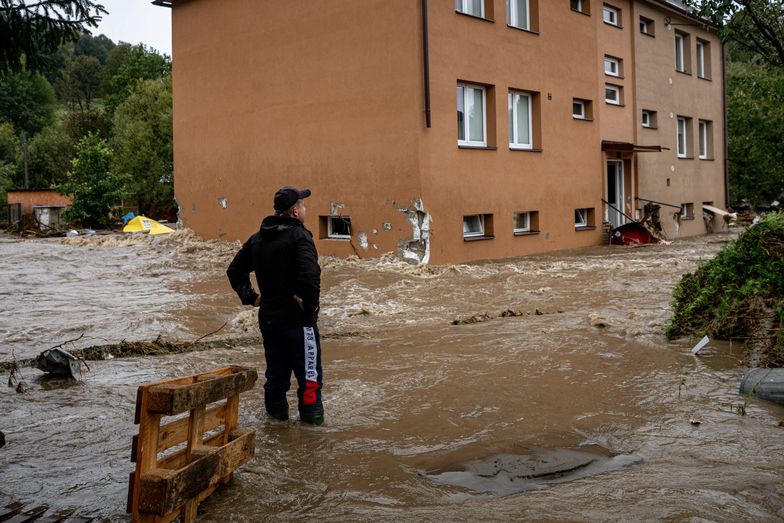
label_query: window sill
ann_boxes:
[603,22,623,29]
[574,116,594,122]
[675,69,692,76]
[640,31,655,38]
[509,146,543,152]
[642,125,657,129]
[605,73,624,80]
[680,216,695,221]
[322,237,351,241]
[677,156,695,160]
[605,102,625,107]
[455,11,494,23]
[514,230,540,236]
[574,226,596,231]
[698,75,712,81]
[464,235,495,242]
[699,156,715,161]
[459,145,497,150]
[506,24,539,35]
[571,8,591,16]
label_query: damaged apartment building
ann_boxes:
[159,0,725,264]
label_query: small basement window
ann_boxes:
[319,216,352,239]
[575,207,595,229]
[514,210,539,235]
[463,213,494,240]
[680,203,694,220]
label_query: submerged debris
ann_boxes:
[453,308,562,325]
[35,348,84,380]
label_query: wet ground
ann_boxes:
[1,230,783,521]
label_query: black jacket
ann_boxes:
[227,216,320,329]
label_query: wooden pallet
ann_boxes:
[127,366,258,522]
[0,504,84,523]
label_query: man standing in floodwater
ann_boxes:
[227,186,323,425]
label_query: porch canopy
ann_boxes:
[601,141,665,153]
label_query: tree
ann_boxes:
[74,32,113,64]
[112,75,175,218]
[57,54,101,109]
[0,0,106,73]
[103,43,171,117]
[25,123,74,187]
[0,69,56,136]
[726,62,784,206]
[686,0,784,68]
[0,122,19,197]
[55,132,125,227]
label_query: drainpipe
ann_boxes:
[720,42,729,209]
[421,0,431,128]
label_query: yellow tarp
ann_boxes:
[122,216,174,235]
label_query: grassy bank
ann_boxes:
[666,212,784,367]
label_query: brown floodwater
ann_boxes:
[1,230,783,521]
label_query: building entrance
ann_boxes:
[607,160,625,228]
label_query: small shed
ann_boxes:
[6,189,72,228]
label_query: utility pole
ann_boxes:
[21,131,29,189]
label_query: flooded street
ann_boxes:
[1,231,783,521]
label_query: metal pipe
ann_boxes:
[635,196,681,210]
[421,0,431,128]
[601,198,636,223]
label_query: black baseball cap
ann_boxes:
[273,186,311,212]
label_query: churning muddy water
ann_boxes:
[1,230,783,521]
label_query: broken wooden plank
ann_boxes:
[132,403,227,462]
[3,505,48,523]
[138,429,255,516]
[0,503,25,522]
[146,369,257,416]
[36,508,75,523]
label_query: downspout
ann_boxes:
[421,0,431,128]
[720,42,729,208]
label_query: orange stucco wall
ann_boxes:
[7,190,71,214]
[170,0,725,264]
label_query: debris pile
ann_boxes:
[666,212,784,367]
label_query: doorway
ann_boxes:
[607,160,625,228]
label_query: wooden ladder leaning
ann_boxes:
[127,365,258,522]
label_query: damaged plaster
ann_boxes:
[358,232,369,251]
[396,198,431,265]
[218,197,228,209]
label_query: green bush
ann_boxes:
[666,212,784,366]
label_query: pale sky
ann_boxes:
[92,0,172,56]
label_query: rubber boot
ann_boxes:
[299,402,324,426]
[265,399,289,421]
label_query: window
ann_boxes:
[463,214,494,239]
[571,0,589,14]
[602,5,620,26]
[320,216,352,239]
[605,84,622,105]
[604,55,621,77]
[676,116,689,158]
[675,31,691,73]
[680,203,694,219]
[508,90,532,149]
[457,83,487,147]
[514,211,539,234]
[696,39,711,79]
[641,109,657,128]
[507,0,529,30]
[575,208,595,228]
[639,16,654,35]
[698,119,712,159]
[456,0,484,17]
[573,98,592,120]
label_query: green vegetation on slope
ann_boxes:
[666,212,784,367]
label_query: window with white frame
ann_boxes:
[463,214,485,238]
[641,109,657,128]
[698,119,711,159]
[455,0,484,17]
[604,56,621,77]
[677,117,688,158]
[639,16,654,35]
[675,31,689,72]
[603,5,619,26]
[575,208,588,227]
[457,83,487,147]
[573,99,586,119]
[680,203,694,219]
[514,211,539,234]
[507,0,529,30]
[570,0,588,14]
[508,90,532,149]
[322,216,352,239]
[696,40,705,77]
[605,84,621,105]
